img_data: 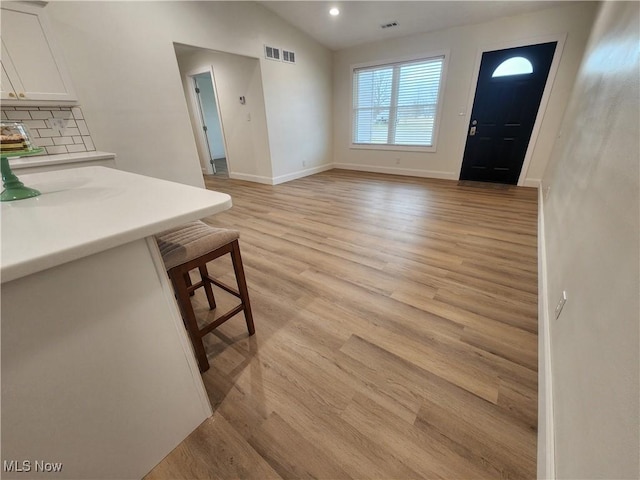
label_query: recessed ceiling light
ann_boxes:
[329,7,340,16]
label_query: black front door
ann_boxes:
[459,42,557,184]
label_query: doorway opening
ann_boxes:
[174,42,272,185]
[191,71,228,177]
[459,41,558,185]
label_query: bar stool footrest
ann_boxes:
[199,304,245,337]
[206,276,241,298]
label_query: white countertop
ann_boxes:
[9,150,115,170]
[1,166,232,283]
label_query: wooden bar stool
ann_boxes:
[155,221,255,373]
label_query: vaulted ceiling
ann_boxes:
[260,1,567,51]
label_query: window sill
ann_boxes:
[350,143,437,153]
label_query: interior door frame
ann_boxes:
[460,33,567,186]
[185,66,231,175]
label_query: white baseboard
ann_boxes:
[537,186,556,480]
[228,165,540,187]
[272,163,334,185]
[228,164,333,186]
[333,162,458,180]
[228,172,273,185]
[524,178,542,188]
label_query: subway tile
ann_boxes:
[52,110,72,119]
[37,128,58,138]
[45,145,68,154]
[35,137,54,146]
[29,110,52,120]
[76,119,90,136]
[23,119,48,129]
[66,144,87,153]
[61,127,80,137]
[83,136,95,151]
[2,105,96,157]
[54,136,75,145]
[5,111,32,120]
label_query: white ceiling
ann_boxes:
[260,1,566,51]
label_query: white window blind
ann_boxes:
[353,56,444,147]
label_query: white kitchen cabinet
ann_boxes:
[1,2,77,104]
[0,54,18,100]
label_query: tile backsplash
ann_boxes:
[1,106,96,155]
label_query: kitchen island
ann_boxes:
[8,150,117,174]
[1,167,230,478]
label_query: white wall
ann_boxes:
[259,27,334,182]
[176,47,273,182]
[333,2,597,185]
[540,1,639,478]
[46,1,332,187]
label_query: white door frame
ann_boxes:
[461,33,567,186]
[185,66,231,175]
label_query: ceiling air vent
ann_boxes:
[264,45,281,61]
[380,21,399,29]
[282,49,296,64]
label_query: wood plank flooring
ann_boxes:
[145,170,539,479]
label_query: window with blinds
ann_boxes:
[352,56,445,148]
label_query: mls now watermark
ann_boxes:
[3,460,64,473]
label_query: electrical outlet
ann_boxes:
[555,290,567,319]
[48,118,66,133]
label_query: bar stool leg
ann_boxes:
[198,264,217,310]
[184,271,195,297]
[230,240,255,335]
[169,268,210,373]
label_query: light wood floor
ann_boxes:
[145,170,539,480]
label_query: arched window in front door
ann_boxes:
[492,57,534,77]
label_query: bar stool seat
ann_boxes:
[156,221,255,373]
